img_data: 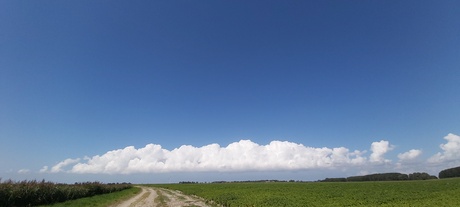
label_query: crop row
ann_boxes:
[0,179,132,206]
[153,178,460,206]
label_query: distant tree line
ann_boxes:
[409,172,438,180]
[179,181,200,184]
[321,172,437,182]
[439,166,460,179]
[212,179,291,183]
[179,166,460,184]
[180,179,306,184]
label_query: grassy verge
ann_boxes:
[40,186,141,207]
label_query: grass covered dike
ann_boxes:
[152,178,460,206]
[0,179,133,206]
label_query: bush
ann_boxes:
[408,172,437,180]
[439,166,460,179]
[347,173,408,182]
[321,178,347,182]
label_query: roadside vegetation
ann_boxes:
[41,186,140,207]
[0,179,133,206]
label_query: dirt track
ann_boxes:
[112,186,211,207]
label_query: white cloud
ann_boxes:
[46,140,369,174]
[39,166,49,173]
[41,134,460,175]
[47,158,81,173]
[428,133,460,164]
[18,169,30,174]
[369,140,393,163]
[398,149,422,162]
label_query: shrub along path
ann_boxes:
[0,180,132,206]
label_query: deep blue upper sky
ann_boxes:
[1,1,459,182]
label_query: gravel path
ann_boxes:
[112,186,213,207]
[156,188,210,207]
[112,186,157,207]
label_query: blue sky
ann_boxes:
[1,1,460,183]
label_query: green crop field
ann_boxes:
[151,178,460,206]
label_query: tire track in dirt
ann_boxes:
[112,186,157,207]
[113,186,213,207]
[156,187,211,207]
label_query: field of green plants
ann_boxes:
[152,178,460,206]
[0,179,132,206]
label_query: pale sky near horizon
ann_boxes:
[1,1,460,183]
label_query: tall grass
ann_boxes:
[0,179,132,206]
[42,187,141,207]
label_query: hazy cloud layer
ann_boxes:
[41,133,460,175]
[41,158,80,173]
[17,169,30,174]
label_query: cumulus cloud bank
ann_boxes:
[43,140,372,174]
[41,133,460,175]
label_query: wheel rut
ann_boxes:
[112,186,213,207]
